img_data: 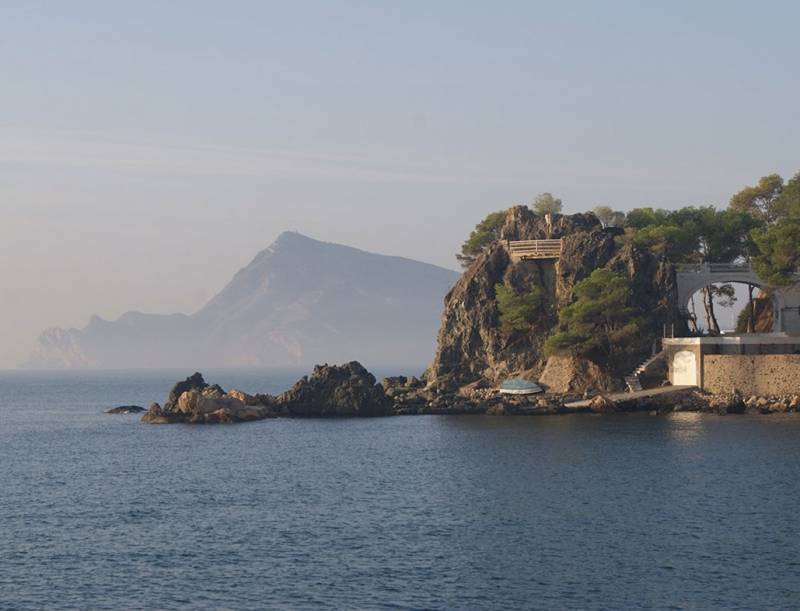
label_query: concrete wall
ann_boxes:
[702,355,800,395]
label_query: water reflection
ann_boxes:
[664,411,707,443]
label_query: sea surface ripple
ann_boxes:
[1,370,799,610]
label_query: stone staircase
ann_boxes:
[624,349,665,393]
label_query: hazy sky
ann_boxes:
[2,1,799,367]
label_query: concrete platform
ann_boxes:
[564,385,697,409]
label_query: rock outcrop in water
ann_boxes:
[426,206,680,392]
[143,372,278,424]
[105,405,146,414]
[277,361,391,417]
[144,362,391,423]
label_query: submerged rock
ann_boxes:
[105,405,146,414]
[588,395,617,413]
[141,403,171,424]
[278,361,391,417]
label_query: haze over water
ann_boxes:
[2,370,798,610]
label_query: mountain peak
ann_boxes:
[25,232,460,369]
[273,231,315,246]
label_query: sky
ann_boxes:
[1,0,799,367]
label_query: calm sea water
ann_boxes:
[1,369,799,610]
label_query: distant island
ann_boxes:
[23,232,459,369]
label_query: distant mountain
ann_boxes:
[24,232,459,369]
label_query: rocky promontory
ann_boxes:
[142,362,392,423]
[278,362,391,417]
[141,365,800,424]
[426,206,679,393]
[142,372,278,424]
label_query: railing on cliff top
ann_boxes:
[507,239,563,261]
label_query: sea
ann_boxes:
[1,368,799,610]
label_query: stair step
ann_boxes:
[624,375,643,392]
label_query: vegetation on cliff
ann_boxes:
[545,269,649,373]
[494,283,545,334]
[457,210,507,268]
[532,192,562,216]
[430,170,800,391]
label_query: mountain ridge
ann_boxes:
[24,232,459,369]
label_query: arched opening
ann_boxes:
[685,282,775,335]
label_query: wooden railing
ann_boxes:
[507,239,563,260]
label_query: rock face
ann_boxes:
[24,232,458,369]
[539,356,617,394]
[142,372,277,424]
[278,362,391,417]
[105,405,146,414]
[144,363,391,423]
[427,206,679,391]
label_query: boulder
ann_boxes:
[457,379,491,398]
[165,372,209,410]
[227,389,256,405]
[486,404,507,416]
[588,394,617,413]
[142,372,277,424]
[141,403,171,424]
[176,390,245,415]
[382,376,408,390]
[278,361,391,417]
[106,405,146,414]
[706,392,746,415]
[539,355,617,394]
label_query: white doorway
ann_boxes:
[673,350,698,386]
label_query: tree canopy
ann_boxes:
[532,193,562,216]
[622,205,759,264]
[495,283,544,334]
[592,205,625,228]
[457,210,507,268]
[544,269,649,370]
[729,173,783,222]
[750,172,800,285]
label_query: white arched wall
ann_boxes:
[676,265,798,334]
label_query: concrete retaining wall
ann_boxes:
[702,355,800,395]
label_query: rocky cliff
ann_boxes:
[427,206,679,390]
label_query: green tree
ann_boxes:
[457,210,507,268]
[593,205,625,228]
[753,221,800,285]
[544,269,649,370]
[623,205,759,333]
[494,283,544,333]
[532,192,562,216]
[624,207,671,230]
[768,171,800,220]
[729,174,783,222]
[750,172,800,285]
